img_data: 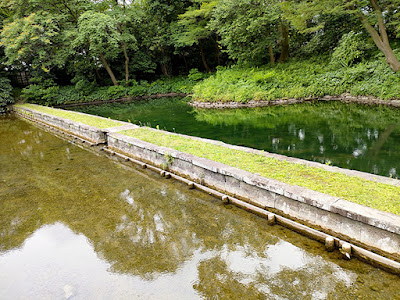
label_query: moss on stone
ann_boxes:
[121,127,400,215]
[16,104,123,129]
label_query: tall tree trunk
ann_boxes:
[199,39,212,73]
[182,53,189,73]
[99,53,119,86]
[160,63,169,76]
[216,43,221,66]
[358,0,400,72]
[278,23,289,63]
[117,24,130,84]
[122,42,129,84]
[269,45,275,66]
[212,35,221,66]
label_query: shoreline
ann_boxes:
[189,93,400,109]
[54,92,188,109]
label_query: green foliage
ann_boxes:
[20,74,206,105]
[187,68,207,81]
[0,11,64,69]
[209,0,281,65]
[192,57,400,103]
[173,0,217,47]
[75,11,120,59]
[0,77,13,113]
[282,0,400,72]
[330,32,373,68]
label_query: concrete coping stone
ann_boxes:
[110,131,400,235]
[104,124,139,133]
[17,104,126,130]
[133,126,400,187]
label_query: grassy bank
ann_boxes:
[21,73,206,106]
[121,127,400,215]
[15,104,123,129]
[192,58,400,103]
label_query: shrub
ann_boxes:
[330,31,373,68]
[0,77,13,113]
[192,56,400,102]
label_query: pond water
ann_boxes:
[74,98,400,178]
[1,115,400,299]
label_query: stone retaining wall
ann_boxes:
[190,94,400,109]
[108,131,400,262]
[13,105,134,144]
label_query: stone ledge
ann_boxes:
[14,106,108,144]
[109,132,400,236]
[189,94,400,109]
[131,126,400,187]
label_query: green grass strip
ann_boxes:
[16,104,123,129]
[121,127,400,215]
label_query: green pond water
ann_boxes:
[1,115,400,299]
[74,98,400,178]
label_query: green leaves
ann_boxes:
[330,31,373,68]
[0,11,62,68]
[173,0,217,47]
[192,57,400,102]
[0,77,13,113]
[209,0,281,65]
[75,11,120,59]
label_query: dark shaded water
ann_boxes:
[1,115,400,299]
[74,98,400,178]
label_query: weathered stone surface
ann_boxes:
[107,131,400,260]
[189,94,400,109]
[14,105,107,144]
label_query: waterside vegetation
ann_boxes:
[192,57,400,103]
[1,0,400,107]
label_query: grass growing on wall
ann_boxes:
[120,127,400,215]
[15,104,124,129]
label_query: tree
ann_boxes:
[0,0,93,81]
[209,0,287,66]
[282,0,400,72]
[0,11,63,71]
[75,11,121,85]
[174,0,219,72]
[142,0,193,76]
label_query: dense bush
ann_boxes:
[21,74,204,106]
[330,31,373,68]
[192,57,400,103]
[0,77,14,113]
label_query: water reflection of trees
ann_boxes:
[0,118,279,278]
[2,117,400,298]
[193,102,400,176]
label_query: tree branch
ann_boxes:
[370,0,389,45]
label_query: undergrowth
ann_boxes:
[21,70,206,106]
[192,56,400,103]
